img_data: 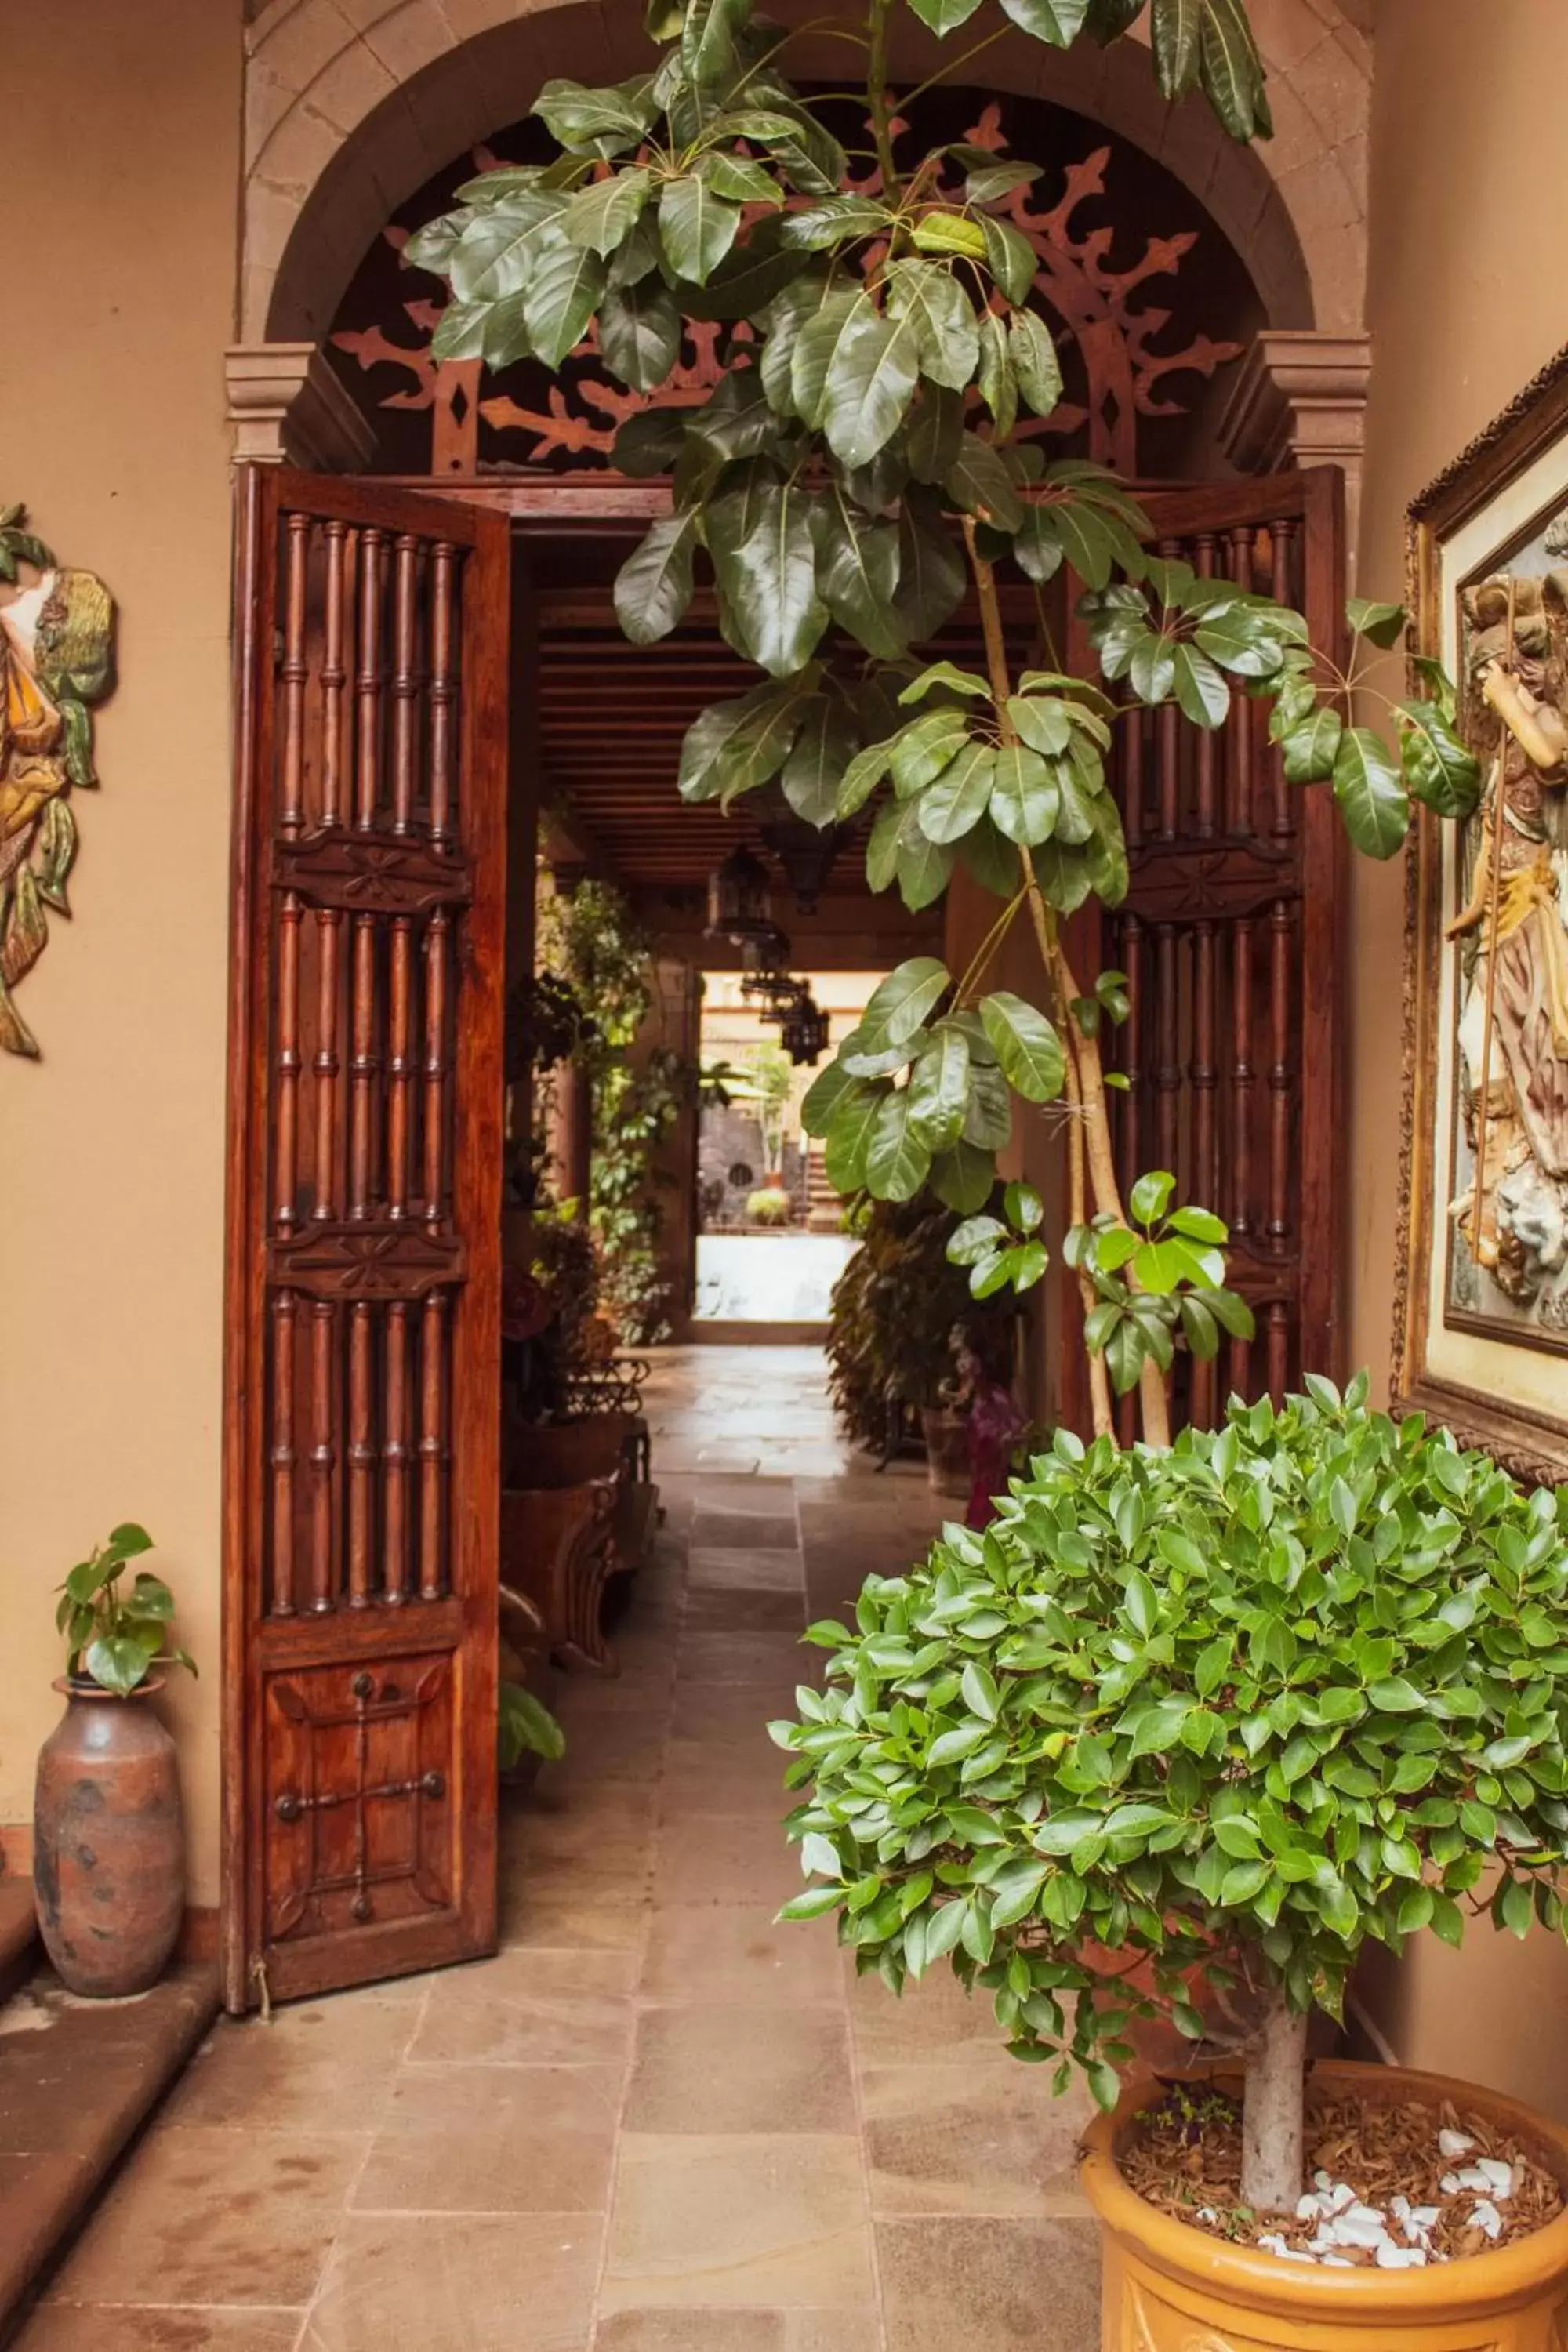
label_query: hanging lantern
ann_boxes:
[739,922,793,975]
[780,993,830,1065]
[742,971,804,1018]
[754,798,848,914]
[705,845,772,943]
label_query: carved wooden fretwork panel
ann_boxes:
[328,98,1247,481]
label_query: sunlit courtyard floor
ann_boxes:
[15,1348,1098,2351]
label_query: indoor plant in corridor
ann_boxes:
[35,1523,194,1997]
[775,1378,1568,2343]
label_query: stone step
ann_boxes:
[0,1880,39,2008]
[0,1959,220,2334]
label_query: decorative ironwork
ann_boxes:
[269,1664,448,1933]
[330,103,1243,480]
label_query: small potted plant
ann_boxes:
[746,1184,794,1228]
[35,1523,195,1998]
[775,1378,1568,2347]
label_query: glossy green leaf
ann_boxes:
[598,276,682,390]
[822,307,923,470]
[706,470,829,677]
[866,1088,934,1200]
[1279,706,1342,785]
[865,957,953,1045]
[909,1025,973,1149]
[522,232,607,368]
[998,0,1092,46]
[1332,725,1409,860]
[979,991,1065,1102]
[1151,0,1201,95]
[917,741,996,842]
[1009,308,1063,416]
[782,695,861,827]
[613,511,699,644]
[1346,595,1406,649]
[945,435,1025,532]
[1398,699,1483,819]
[931,1138,997,1213]
[561,166,652,256]
[990,742,1060,844]
[659,176,742,285]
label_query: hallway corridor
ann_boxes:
[15,1350,1098,2351]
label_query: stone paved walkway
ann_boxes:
[16,1347,1099,2350]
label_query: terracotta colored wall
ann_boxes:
[1352,0,1568,2116]
[0,3,242,1903]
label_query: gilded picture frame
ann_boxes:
[1394,347,1568,1484]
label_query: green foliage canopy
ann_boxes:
[773,1380,1568,2107]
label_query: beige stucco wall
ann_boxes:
[0,1,241,1904]
[1351,0,1568,2117]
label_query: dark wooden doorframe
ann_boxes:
[222,460,1346,1999]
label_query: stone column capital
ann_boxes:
[1220,330,1372,578]
[225,344,376,471]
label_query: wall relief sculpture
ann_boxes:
[0,503,115,1058]
[1397,352,1568,1480]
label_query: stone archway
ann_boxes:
[242,0,1367,350]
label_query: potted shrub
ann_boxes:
[35,1523,195,1997]
[825,1193,1016,1484]
[775,1377,1568,2346]
[746,1184,794,1227]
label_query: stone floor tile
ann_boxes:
[845,1962,1011,2069]
[653,1815,803,1908]
[595,2312,882,2350]
[626,2003,855,2133]
[666,1683,799,1745]
[690,1512,800,1550]
[687,1545,804,1591]
[601,2134,875,2310]
[860,2062,1091,2216]
[496,1889,648,1952]
[410,1948,637,2067]
[877,2217,1102,2352]
[683,1588,807,1634]
[640,1904,844,2006]
[677,1631,811,1688]
[354,2062,622,2212]
[14,2310,306,2350]
[45,2125,365,2307]
[164,1994,418,2134]
[301,2212,600,2351]
[659,1740,795,1823]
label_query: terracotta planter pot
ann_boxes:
[1081,2058,1568,2350]
[509,1413,628,1490]
[920,1404,971,1499]
[33,1677,185,1998]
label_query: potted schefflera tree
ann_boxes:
[775,1379,1568,2347]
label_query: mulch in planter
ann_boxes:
[1119,2081,1563,2267]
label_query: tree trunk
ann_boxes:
[1240,1985,1310,2214]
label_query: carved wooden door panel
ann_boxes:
[223,468,508,2010]
[1075,468,1347,1438]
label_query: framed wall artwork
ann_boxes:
[1396,349,1568,1483]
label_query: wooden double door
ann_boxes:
[222,463,1345,2010]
